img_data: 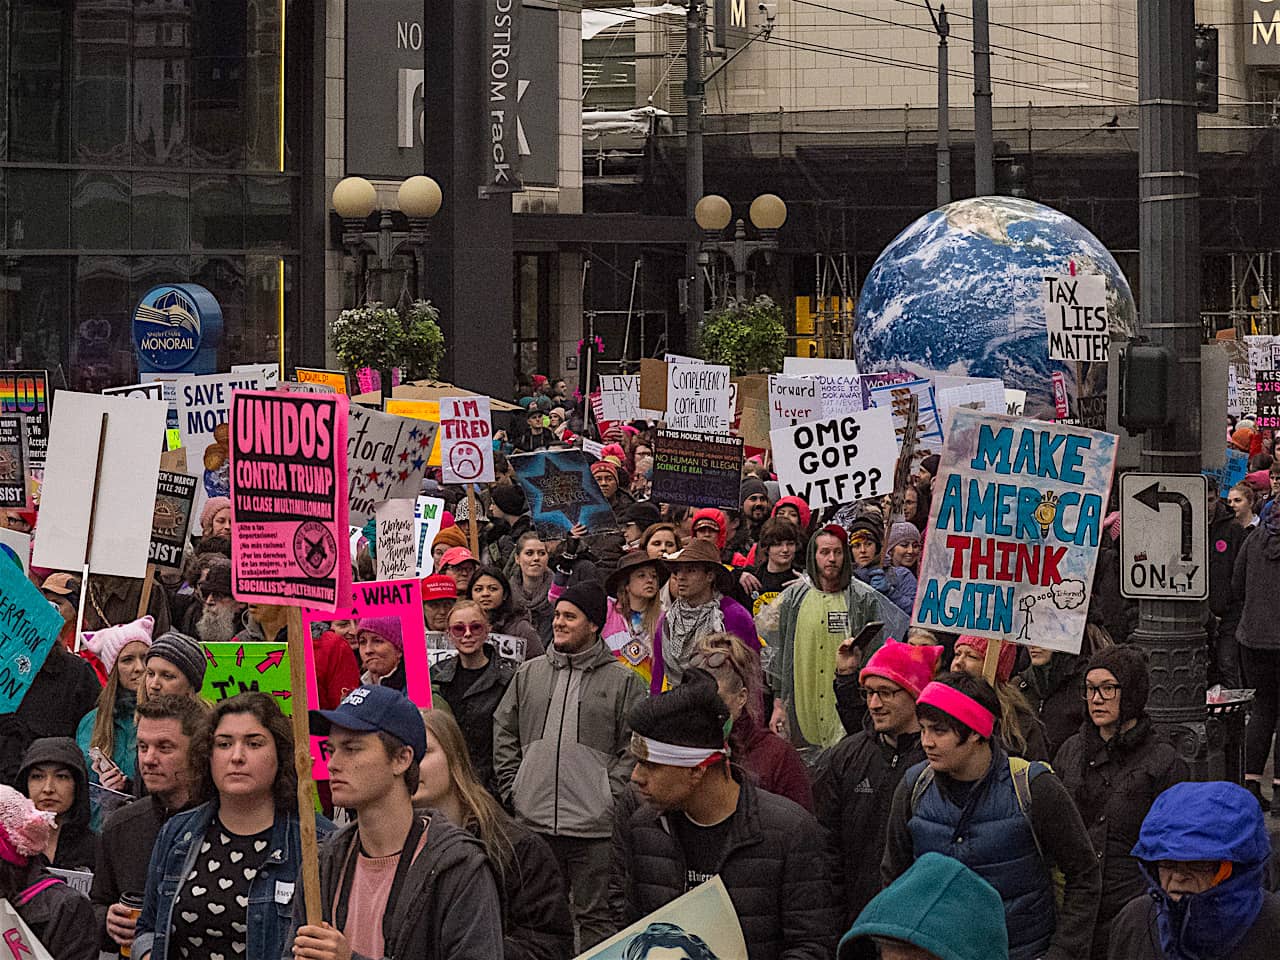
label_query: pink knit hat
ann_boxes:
[83,615,155,675]
[860,640,945,698]
[0,784,55,865]
[199,496,232,535]
[955,635,1018,685]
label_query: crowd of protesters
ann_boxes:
[0,379,1278,960]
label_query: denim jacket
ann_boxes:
[133,800,333,960]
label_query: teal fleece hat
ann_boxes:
[837,853,1008,960]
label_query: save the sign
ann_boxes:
[1043,274,1109,363]
[770,407,898,509]
[439,396,495,484]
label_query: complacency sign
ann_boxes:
[230,390,350,612]
[912,408,1117,655]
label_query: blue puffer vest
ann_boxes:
[905,748,1055,960]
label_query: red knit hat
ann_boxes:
[860,639,945,698]
[955,635,1018,685]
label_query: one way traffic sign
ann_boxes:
[1119,473,1208,600]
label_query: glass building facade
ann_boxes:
[0,0,303,390]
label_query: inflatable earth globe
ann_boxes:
[855,196,1136,422]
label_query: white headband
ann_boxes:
[631,733,726,768]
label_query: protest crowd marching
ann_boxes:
[1,345,1279,960]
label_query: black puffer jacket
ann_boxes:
[1056,718,1188,938]
[18,737,96,871]
[813,723,925,926]
[1016,654,1087,761]
[1234,519,1280,651]
[609,779,838,960]
[431,647,516,797]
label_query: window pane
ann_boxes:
[8,169,70,248]
[131,2,190,166]
[192,254,245,370]
[245,0,283,171]
[132,172,189,250]
[191,0,245,167]
[5,258,71,372]
[241,254,283,366]
[9,0,68,161]
[72,172,130,249]
[192,175,244,249]
[245,175,293,247]
[72,256,132,391]
[73,6,130,163]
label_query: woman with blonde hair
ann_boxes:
[951,635,1051,761]
[414,710,572,960]
[77,616,155,793]
[689,632,813,811]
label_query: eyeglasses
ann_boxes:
[858,685,904,702]
[448,622,487,638]
[691,651,732,670]
[1081,683,1121,701]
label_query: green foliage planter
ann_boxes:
[331,299,445,383]
[699,295,788,375]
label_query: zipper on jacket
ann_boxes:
[552,659,572,835]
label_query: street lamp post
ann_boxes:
[332,175,443,307]
[694,193,788,307]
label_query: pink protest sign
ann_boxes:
[302,578,431,779]
[230,390,351,612]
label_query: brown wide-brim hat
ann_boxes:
[605,549,670,596]
[663,539,735,595]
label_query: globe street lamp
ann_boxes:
[695,193,788,304]
[332,175,442,307]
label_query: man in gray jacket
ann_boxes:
[494,580,647,949]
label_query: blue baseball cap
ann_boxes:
[309,685,426,763]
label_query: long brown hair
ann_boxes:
[421,710,517,885]
[613,565,662,642]
[90,649,150,760]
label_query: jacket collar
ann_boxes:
[546,636,614,670]
[432,644,511,693]
[644,775,765,860]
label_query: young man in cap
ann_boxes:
[727,477,772,559]
[289,684,503,960]
[815,640,944,925]
[494,580,646,949]
[612,668,838,960]
[483,481,532,568]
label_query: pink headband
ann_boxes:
[917,681,995,739]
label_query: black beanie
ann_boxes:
[628,668,729,749]
[740,477,768,505]
[147,630,207,690]
[848,518,884,547]
[557,581,607,630]
[921,454,941,477]
[1086,645,1149,722]
[490,482,527,517]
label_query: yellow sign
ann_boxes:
[383,399,443,467]
[295,368,349,395]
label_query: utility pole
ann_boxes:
[971,0,994,195]
[1132,0,1211,776]
[927,2,951,206]
[685,2,706,349]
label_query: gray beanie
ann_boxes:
[147,630,207,690]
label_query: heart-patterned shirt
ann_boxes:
[170,818,276,960]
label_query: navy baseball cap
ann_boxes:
[309,685,426,762]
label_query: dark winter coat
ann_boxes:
[1089,537,1135,643]
[6,862,98,960]
[1232,520,1280,650]
[477,820,574,960]
[1108,892,1280,960]
[1056,718,1189,936]
[18,737,97,871]
[0,645,100,786]
[1017,654,1088,761]
[431,646,516,795]
[609,778,839,960]
[813,722,925,926]
[1209,500,1247,621]
[731,709,813,812]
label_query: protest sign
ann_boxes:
[0,370,48,468]
[599,374,659,422]
[768,375,822,430]
[1204,448,1249,494]
[912,409,1118,654]
[0,415,28,508]
[379,399,444,468]
[149,471,198,571]
[357,367,401,395]
[1256,370,1280,429]
[651,429,744,510]
[868,378,944,449]
[1005,389,1027,417]
[0,529,30,574]
[934,377,1007,431]
[231,362,280,387]
[102,382,165,401]
[175,371,264,500]
[781,357,863,415]
[229,390,350,612]
[414,496,445,576]
[1076,394,1107,431]
[581,438,605,459]
[347,405,437,525]
[1043,273,1109,362]
[512,450,619,540]
[439,396,495,484]
[1051,371,1070,420]
[772,407,898,510]
[665,362,732,433]
[199,641,293,715]
[575,876,746,960]
[0,557,64,712]
[296,368,349,394]
[33,392,167,579]
[374,498,417,580]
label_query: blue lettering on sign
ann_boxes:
[915,579,1015,632]
[968,424,1090,484]
[935,473,1102,546]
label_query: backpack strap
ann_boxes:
[1008,757,1052,860]
[16,877,63,906]
[909,765,936,813]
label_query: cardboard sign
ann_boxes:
[578,877,747,960]
[1257,370,1280,429]
[0,556,64,712]
[0,370,49,468]
[768,375,822,430]
[772,408,899,509]
[0,416,28,508]
[1005,389,1027,417]
[175,372,264,500]
[651,429,744,510]
[781,358,863,415]
[102,382,165,401]
[33,392,167,579]
[380,400,443,468]
[1204,448,1249,494]
[374,498,417,581]
[0,528,30,574]
[149,471,198,571]
[868,378,944,449]
[348,405,438,525]
[581,438,605,459]
[912,409,1118,655]
[1043,273,1109,363]
[665,362,732,433]
[1076,394,1107,431]
[512,450,619,540]
[414,496,445,576]
[231,363,280,388]
[199,641,293,715]
[230,390,350,612]
[296,368,349,394]
[439,395,495,484]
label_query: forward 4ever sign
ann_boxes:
[1119,473,1208,600]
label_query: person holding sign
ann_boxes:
[77,616,155,793]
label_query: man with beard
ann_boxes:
[192,556,245,643]
[727,478,772,559]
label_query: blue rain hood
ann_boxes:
[1131,781,1271,960]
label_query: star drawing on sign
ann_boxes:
[366,468,381,484]
[411,456,425,471]
[408,426,420,440]
[398,469,410,483]
[523,456,596,527]
[417,434,431,449]
[399,450,410,463]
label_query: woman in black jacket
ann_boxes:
[18,737,96,871]
[414,709,573,960]
[1056,646,1188,959]
[1233,507,1280,810]
[468,563,544,661]
[1015,647,1087,761]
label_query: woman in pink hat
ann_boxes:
[76,616,155,793]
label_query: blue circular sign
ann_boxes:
[133,284,212,372]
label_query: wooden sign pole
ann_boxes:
[466,484,481,558]
[136,563,157,620]
[981,637,1004,687]
[73,412,109,651]
[285,604,322,926]
[883,394,921,568]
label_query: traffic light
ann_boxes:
[1195,25,1218,114]
[995,157,1031,198]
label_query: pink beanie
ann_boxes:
[0,784,54,865]
[84,615,155,675]
[955,635,1018,685]
[357,616,404,652]
[199,496,232,535]
[860,640,945,698]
